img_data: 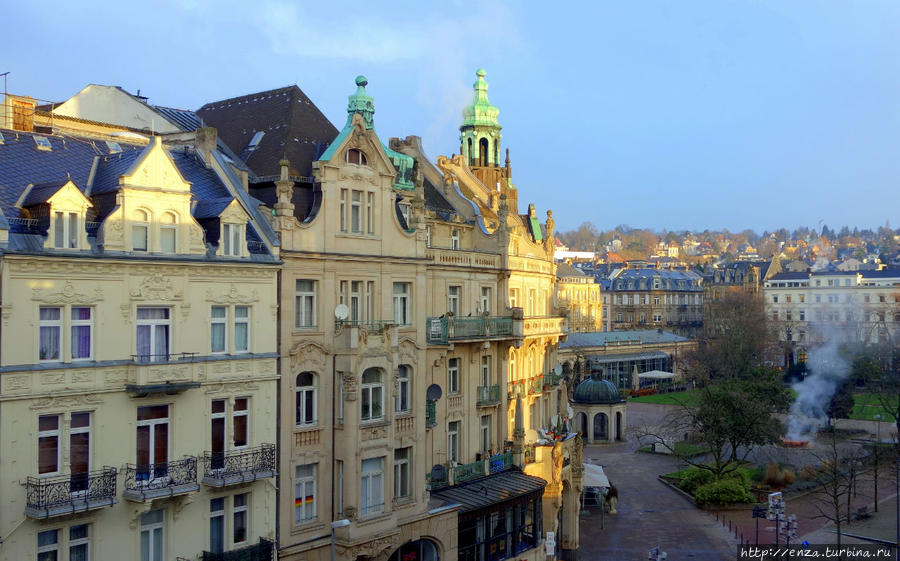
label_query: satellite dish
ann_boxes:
[334,304,350,321]
[554,364,563,375]
[426,384,443,401]
[524,429,539,445]
[430,464,446,481]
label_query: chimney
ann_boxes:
[194,126,218,166]
[2,95,37,132]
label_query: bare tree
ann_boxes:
[807,431,865,547]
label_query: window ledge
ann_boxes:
[356,511,392,526]
[360,419,391,428]
[293,424,320,433]
[290,520,326,535]
[394,412,413,419]
[335,233,381,241]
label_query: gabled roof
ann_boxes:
[197,85,338,181]
[21,180,71,206]
[152,105,203,132]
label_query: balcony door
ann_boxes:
[69,412,91,493]
[137,405,169,482]
[211,400,226,471]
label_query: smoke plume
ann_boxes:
[785,341,850,441]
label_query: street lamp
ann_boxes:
[331,519,350,561]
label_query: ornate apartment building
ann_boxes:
[605,267,704,336]
[555,263,602,333]
[0,97,280,561]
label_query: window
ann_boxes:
[69,524,89,561]
[653,313,662,322]
[136,405,169,482]
[361,368,384,422]
[448,421,460,463]
[509,288,519,308]
[799,310,805,321]
[137,308,170,362]
[395,365,410,414]
[346,148,368,166]
[528,290,536,316]
[351,190,362,233]
[394,447,411,499]
[211,306,227,353]
[451,229,460,250]
[425,225,431,248]
[294,464,316,523]
[133,210,149,252]
[234,306,249,353]
[222,223,243,257]
[38,529,58,561]
[361,457,384,516]
[481,415,491,453]
[340,189,347,232]
[350,281,362,321]
[39,414,61,475]
[233,493,248,545]
[211,400,226,471]
[71,307,92,360]
[393,283,411,325]
[367,192,375,234]
[160,213,176,254]
[653,296,660,305]
[210,498,225,554]
[295,280,317,328]
[39,307,62,361]
[70,412,91,492]
[233,398,248,448]
[448,358,460,394]
[481,355,491,387]
[140,509,164,561]
[480,287,491,313]
[53,211,80,249]
[296,372,316,426]
[366,281,375,321]
[336,460,344,517]
[448,285,461,315]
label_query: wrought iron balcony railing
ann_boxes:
[489,452,513,474]
[25,467,117,519]
[426,315,515,344]
[201,537,275,561]
[123,457,199,501]
[426,400,437,428]
[476,384,501,406]
[454,460,487,484]
[202,444,276,487]
[528,377,543,395]
[543,373,562,389]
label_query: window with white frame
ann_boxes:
[37,529,59,561]
[69,412,91,492]
[132,209,149,252]
[367,192,375,234]
[480,287,491,313]
[137,405,169,481]
[395,365,410,414]
[233,398,248,448]
[136,307,170,362]
[39,307,62,361]
[339,189,347,232]
[222,223,243,257]
[366,281,375,321]
[448,358,460,394]
[481,356,491,387]
[159,212,177,254]
[481,415,491,453]
[210,497,225,554]
[351,190,363,233]
[450,229,460,250]
[394,447,411,499]
[528,289,536,315]
[53,211,80,249]
[140,509,164,561]
[350,281,362,321]
[211,306,227,353]
[393,283,411,325]
[448,421,460,463]
[35,523,92,561]
[234,306,249,353]
[71,307,92,360]
[448,285,460,315]
[233,493,248,545]
[509,288,519,308]
[38,414,61,475]
[296,372,316,426]
[346,148,368,166]
[210,306,249,354]
[69,524,90,561]
[294,464,316,523]
[360,457,384,516]
[211,400,226,470]
[425,225,431,247]
[361,368,384,422]
[295,280,317,328]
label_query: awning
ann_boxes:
[638,370,675,380]
[588,351,669,364]
[583,463,609,489]
[429,470,546,514]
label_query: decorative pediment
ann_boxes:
[130,272,183,301]
[205,284,259,305]
[29,393,104,410]
[219,199,249,224]
[121,137,191,192]
[32,281,104,304]
[46,180,93,211]
[289,341,328,373]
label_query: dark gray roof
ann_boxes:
[429,469,545,514]
[767,272,813,281]
[861,269,900,279]
[560,330,689,349]
[557,262,585,279]
[588,351,670,363]
[194,197,234,219]
[21,180,69,206]
[573,377,624,404]
[423,178,457,218]
[152,106,202,132]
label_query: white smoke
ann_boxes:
[785,341,850,441]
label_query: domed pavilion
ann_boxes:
[571,373,627,444]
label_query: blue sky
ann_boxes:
[5,1,898,233]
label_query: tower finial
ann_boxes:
[346,75,375,129]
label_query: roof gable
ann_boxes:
[52,85,181,134]
[120,137,192,193]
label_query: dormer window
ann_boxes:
[346,148,368,166]
[451,229,460,250]
[222,223,243,257]
[132,210,149,252]
[53,212,80,249]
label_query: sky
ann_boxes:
[4,1,898,234]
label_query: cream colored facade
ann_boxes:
[0,116,280,560]
[556,267,603,333]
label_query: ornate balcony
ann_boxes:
[527,377,543,395]
[489,452,513,474]
[476,384,501,406]
[543,373,562,389]
[123,457,199,501]
[426,315,516,345]
[522,316,568,337]
[25,467,117,519]
[454,460,487,484]
[201,537,274,561]
[202,444,276,487]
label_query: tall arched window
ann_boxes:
[132,209,149,252]
[361,368,383,422]
[395,365,411,413]
[509,349,517,381]
[494,139,499,167]
[296,372,316,426]
[467,138,474,166]
[160,212,177,253]
[479,138,489,165]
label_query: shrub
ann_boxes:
[694,479,755,507]
[799,465,817,481]
[763,462,782,486]
[679,467,715,494]
[782,469,796,486]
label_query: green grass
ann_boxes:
[630,390,701,406]
[673,441,710,456]
[849,392,897,421]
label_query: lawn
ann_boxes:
[849,392,897,421]
[630,390,701,407]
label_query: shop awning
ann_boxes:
[637,370,675,380]
[430,470,546,514]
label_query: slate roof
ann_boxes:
[152,105,202,132]
[860,269,900,280]
[21,180,70,206]
[560,330,689,349]
[429,469,545,514]
[423,178,457,219]
[767,272,815,281]
[556,262,585,279]
[197,86,338,181]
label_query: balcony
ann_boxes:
[522,316,568,337]
[426,400,437,428]
[476,384,501,406]
[201,538,275,561]
[454,460,487,484]
[489,452,513,474]
[543,373,562,389]
[123,457,200,501]
[527,377,543,395]
[202,444,276,487]
[426,315,516,345]
[25,467,117,519]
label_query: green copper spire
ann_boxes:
[346,75,375,129]
[461,69,501,129]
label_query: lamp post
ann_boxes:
[331,519,350,561]
[752,505,767,545]
[875,414,881,513]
